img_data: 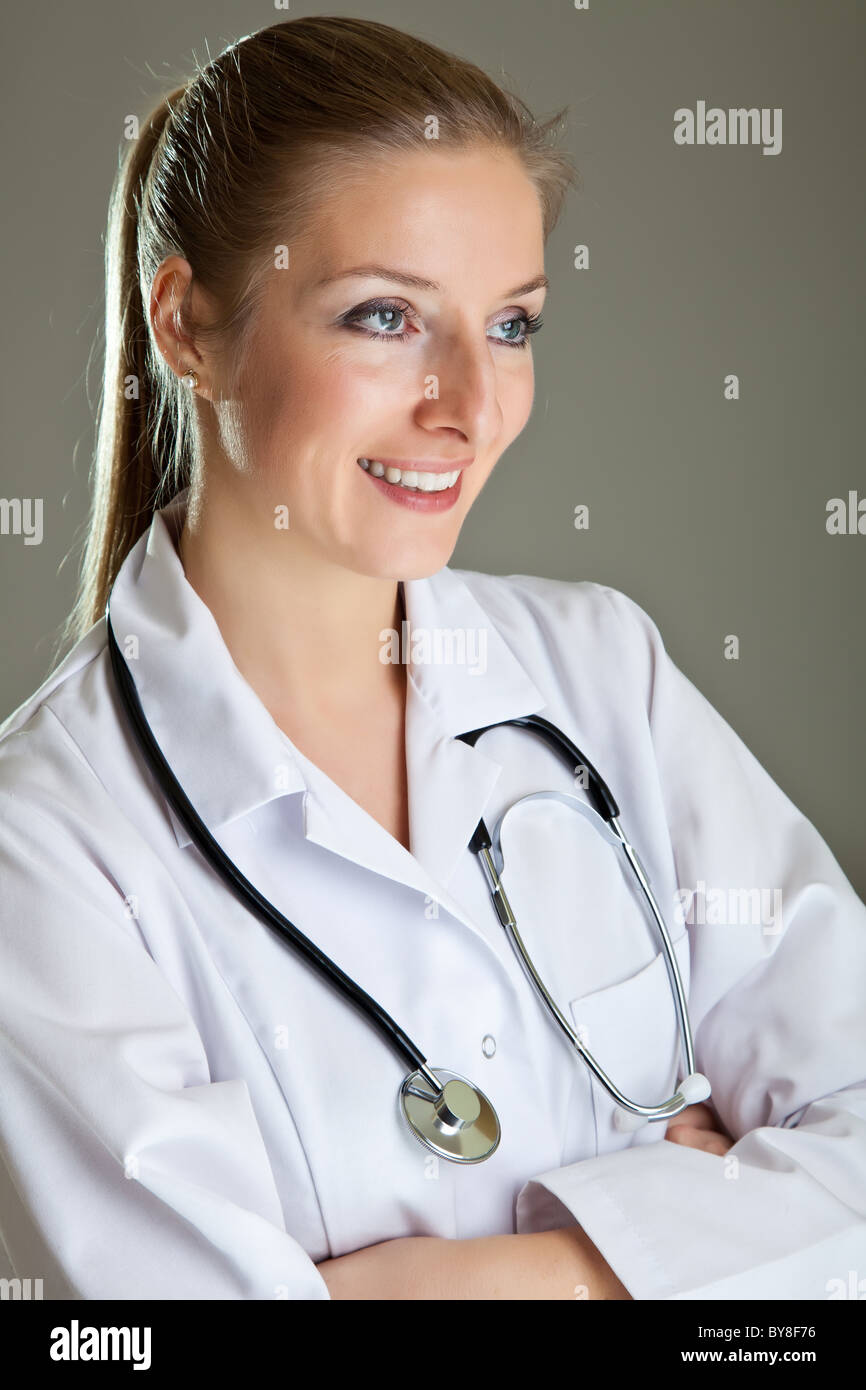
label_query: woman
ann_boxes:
[0,16,863,1301]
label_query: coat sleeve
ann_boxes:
[0,768,331,1300]
[514,585,866,1300]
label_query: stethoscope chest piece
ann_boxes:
[399,1068,501,1163]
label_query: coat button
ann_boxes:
[481,1034,496,1058]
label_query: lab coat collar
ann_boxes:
[108,489,548,917]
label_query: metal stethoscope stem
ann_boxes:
[472,806,704,1125]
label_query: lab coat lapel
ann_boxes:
[300,566,549,935]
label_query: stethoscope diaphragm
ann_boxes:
[399,1067,501,1162]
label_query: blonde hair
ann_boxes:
[59,15,579,653]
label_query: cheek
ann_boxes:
[242,346,404,470]
[504,357,535,435]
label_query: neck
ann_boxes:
[174,485,407,722]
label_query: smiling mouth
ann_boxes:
[357,458,460,493]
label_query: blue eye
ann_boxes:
[489,314,545,348]
[339,298,544,350]
[340,299,414,343]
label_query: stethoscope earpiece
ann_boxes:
[612,1072,712,1133]
[678,1072,712,1105]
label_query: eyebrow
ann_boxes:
[313,264,550,299]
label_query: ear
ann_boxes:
[149,255,217,402]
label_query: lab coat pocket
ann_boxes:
[564,930,692,1159]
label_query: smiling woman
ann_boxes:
[62,17,576,650]
[2,12,865,1307]
[64,17,577,859]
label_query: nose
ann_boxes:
[414,323,506,443]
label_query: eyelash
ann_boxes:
[339,297,545,350]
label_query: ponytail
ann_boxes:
[59,87,187,654]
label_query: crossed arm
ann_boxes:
[316,1103,731,1299]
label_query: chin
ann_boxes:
[354,540,456,582]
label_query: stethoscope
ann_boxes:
[105,600,710,1165]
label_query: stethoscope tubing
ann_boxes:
[106,607,442,1096]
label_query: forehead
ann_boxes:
[294,146,545,290]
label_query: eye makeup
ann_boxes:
[337,296,545,350]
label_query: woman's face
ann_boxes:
[209,144,548,580]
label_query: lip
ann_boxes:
[358,460,465,513]
[360,457,474,475]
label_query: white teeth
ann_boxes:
[358,459,459,492]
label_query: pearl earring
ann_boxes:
[181,369,199,390]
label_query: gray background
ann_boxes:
[2,0,863,895]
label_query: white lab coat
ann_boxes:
[0,486,864,1301]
